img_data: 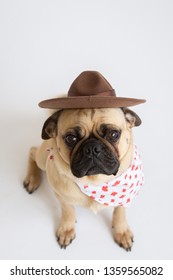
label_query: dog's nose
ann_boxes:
[83,142,101,157]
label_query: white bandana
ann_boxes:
[77,145,144,207]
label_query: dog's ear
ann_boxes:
[122,107,142,127]
[41,110,63,140]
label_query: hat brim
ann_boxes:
[38,96,146,109]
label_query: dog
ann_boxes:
[23,106,144,251]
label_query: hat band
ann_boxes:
[68,89,116,97]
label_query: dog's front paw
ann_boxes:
[23,173,41,194]
[113,227,134,251]
[56,226,76,249]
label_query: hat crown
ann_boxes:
[68,71,116,97]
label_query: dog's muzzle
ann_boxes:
[71,137,119,178]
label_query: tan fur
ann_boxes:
[24,108,137,250]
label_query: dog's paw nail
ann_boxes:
[23,181,29,188]
[28,191,33,194]
[126,247,132,252]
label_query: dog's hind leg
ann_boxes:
[23,147,42,194]
[112,206,134,251]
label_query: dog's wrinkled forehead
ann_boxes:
[58,108,126,133]
[41,107,141,140]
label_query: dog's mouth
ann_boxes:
[71,137,119,178]
[87,166,101,175]
[71,157,119,178]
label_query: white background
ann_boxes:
[0,0,173,260]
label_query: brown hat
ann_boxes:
[38,71,146,109]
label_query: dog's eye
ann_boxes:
[106,130,120,142]
[65,134,78,147]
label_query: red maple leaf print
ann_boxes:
[111,192,117,196]
[119,195,126,199]
[102,186,108,192]
[131,165,135,171]
[113,180,120,186]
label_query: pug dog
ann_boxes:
[23,106,144,251]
